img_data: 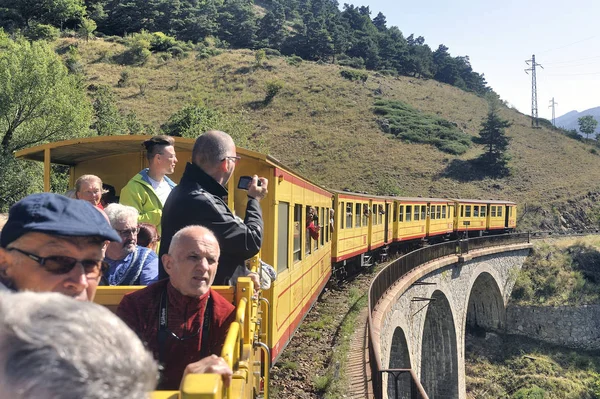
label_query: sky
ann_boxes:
[347,0,600,120]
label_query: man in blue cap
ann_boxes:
[0,193,121,301]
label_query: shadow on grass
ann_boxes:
[439,159,508,182]
[246,100,267,110]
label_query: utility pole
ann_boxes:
[549,97,558,126]
[525,54,543,128]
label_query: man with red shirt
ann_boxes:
[117,225,234,390]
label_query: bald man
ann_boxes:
[117,225,235,390]
[158,130,268,284]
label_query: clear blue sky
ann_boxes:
[347,0,600,120]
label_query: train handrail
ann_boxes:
[367,233,531,399]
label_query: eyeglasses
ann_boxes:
[116,227,140,236]
[222,156,241,164]
[8,247,103,278]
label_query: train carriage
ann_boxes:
[453,199,517,235]
[392,198,429,242]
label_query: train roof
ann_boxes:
[330,190,454,204]
[14,135,330,193]
[451,198,517,205]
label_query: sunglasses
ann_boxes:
[8,247,104,278]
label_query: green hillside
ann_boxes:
[69,38,600,230]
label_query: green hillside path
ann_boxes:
[346,307,374,398]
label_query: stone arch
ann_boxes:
[420,290,459,399]
[387,327,411,399]
[466,272,505,334]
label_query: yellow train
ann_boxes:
[16,136,517,398]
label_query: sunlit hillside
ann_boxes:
[72,38,600,231]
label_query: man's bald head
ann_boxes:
[192,130,235,169]
[164,225,221,297]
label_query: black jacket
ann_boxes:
[159,162,263,284]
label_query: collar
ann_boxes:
[166,280,210,309]
[182,162,228,198]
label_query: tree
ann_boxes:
[473,102,512,175]
[0,36,92,210]
[578,115,598,140]
[2,0,86,29]
[0,36,92,153]
[91,85,127,135]
[78,17,96,41]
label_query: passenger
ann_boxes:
[75,174,106,210]
[101,183,118,207]
[138,222,160,253]
[306,206,320,240]
[64,188,77,199]
[0,291,158,399]
[120,135,178,234]
[159,130,268,285]
[0,193,120,300]
[329,208,335,233]
[103,204,159,286]
[117,225,235,390]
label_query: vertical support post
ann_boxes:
[44,148,51,192]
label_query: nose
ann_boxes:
[196,258,210,273]
[63,263,89,295]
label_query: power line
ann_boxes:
[543,54,600,65]
[538,36,596,55]
[525,55,543,128]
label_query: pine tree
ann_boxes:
[473,104,512,175]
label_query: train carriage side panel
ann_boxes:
[395,200,428,242]
[369,198,386,251]
[426,200,454,238]
[454,200,488,233]
[507,204,517,229]
[332,192,369,262]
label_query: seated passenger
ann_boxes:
[306,206,320,240]
[138,223,160,253]
[117,225,235,390]
[75,174,106,210]
[0,291,158,399]
[104,204,159,286]
[0,193,120,301]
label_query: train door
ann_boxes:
[384,203,390,243]
[505,205,510,229]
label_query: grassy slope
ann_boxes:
[74,39,600,226]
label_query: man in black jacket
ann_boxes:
[158,130,268,284]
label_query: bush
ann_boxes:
[168,46,187,59]
[25,24,59,41]
[150,32,177,52]
[65,46,83,75]
[512,385,546,399]
[337,54,365,69]
[287,55,303,67]
[340,69,368,82]
[255,49,266,66]
[117,69,131,87]
[372,99,471,155]
[264,80,284,104]
[263,48,281,57]
[195,45,222,60]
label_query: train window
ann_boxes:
[346,203,353,228]
[399,205,404,222]
[474,206,479,217]
[491,206,496,217]
[442,205,447,219]
[355,203,361,227]
[305,206,313,255]
[460,205,464,217]
[379,205,384,224]
[326,207,330,242]
[363,204,369,226]
[465,205,471,217]
[277,202,289,273]
[436,205,441,219]
[293,204,302,263]
[509,207,513,217]
[320,207,325,246]
[413,205,419,221]
[481,206,486,218]
[372,205,377,225]
[393,204,397,222]
[498,206,503,217]
[429,206,434,220]
[405,205,412,222]
[340,202,344,229]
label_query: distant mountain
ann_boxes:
[555,107,600,134]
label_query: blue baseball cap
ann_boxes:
[0,193,121,248]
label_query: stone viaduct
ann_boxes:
[370,242,532,399]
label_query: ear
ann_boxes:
[0,248,14,278]
[161,253,173,276]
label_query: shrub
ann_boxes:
[117,69,131,87]
[65,46,83,75]
[263,48,281,56]
[150,32,177,52]
[372,99,471,155]
[337,54,365,69]
[340,69,368,82]
[286,55,303,67]
[255,49,266,67]
[168,46,187,59]
[25,24,59,41]
[512,385,546,399]
[264,80,284,104]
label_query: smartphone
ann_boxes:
[237,176,262,190]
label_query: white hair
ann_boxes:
[0,292,158,399]
[104,203,139,227]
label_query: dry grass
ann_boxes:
[72,38,600,218]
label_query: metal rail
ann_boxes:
[367,233,530,399]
